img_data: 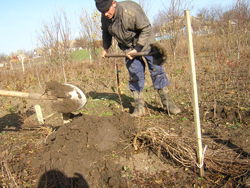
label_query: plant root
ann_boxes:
[133,127,250,177]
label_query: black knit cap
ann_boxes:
[95,0,113,13]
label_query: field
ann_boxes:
[0,47,250,187]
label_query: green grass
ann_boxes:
[70,50,89,61]
[70,48,102,61]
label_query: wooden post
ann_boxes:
[9,60,13,70]
[115,60,123,111]
[21,57,25,73]
[184,10,204,177]
[62,113,71,124]
[34,105,44,125]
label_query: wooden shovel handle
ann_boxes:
[0,89,57,100]
[105,51,152,58]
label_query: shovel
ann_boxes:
[0,83,87,113]
[105,43,167,65]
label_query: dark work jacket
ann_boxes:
[101,1,156,53]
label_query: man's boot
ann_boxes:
[157,87,181,115]
[131,91,145,117]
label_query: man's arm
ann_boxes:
[101,49,109,58]
[125,4,152,59]
[133,5,152,52]
[101,16,112,50]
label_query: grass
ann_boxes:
[70,48,102,61]
[70,49,89,61]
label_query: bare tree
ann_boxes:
[79,8,101,63]
[74,37,88,49]
[138,0,152,17]
[233,0,250,59]
[153,0,193,60]
[197,0,250,59]
[37,8,72,83]
[197,5,223,23]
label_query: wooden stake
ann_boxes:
[115,60,124,111]
[62,113,71,124]
[34,105,44,125]
[21,57,25,73]
[184,10,204,176]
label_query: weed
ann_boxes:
[181,117,186,121]
[20,144,27,150]
[145,115,164,119]
[235,119,241,126]
[8,106,17,114]
[110,154,118,158]
[175,68,183,75]
[227,120,242,130]
[84,111,91,114]
[197,177,204,181]
[0,131,7,136]
[100,111,112,116]
[121,166,132,179]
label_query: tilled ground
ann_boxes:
[1,101,250,187]
[0,56,250,187]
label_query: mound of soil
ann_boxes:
[33,112,138,187]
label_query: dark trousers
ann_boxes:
[125,55,169,92]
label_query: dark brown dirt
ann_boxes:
[34,112,137,187]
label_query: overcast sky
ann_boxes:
[0,0,236,55]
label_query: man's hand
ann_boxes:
[126,49,137,60]
[101,49,109,58]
